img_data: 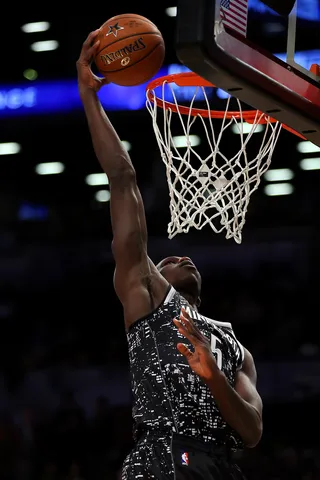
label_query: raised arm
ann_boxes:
[76,30,167,326]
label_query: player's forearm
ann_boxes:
[80,89,134,177]
[207,372,262,448]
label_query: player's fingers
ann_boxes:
[92,75,110,89]
[83,29,100,49]
[79,32,100,64]
[180,312,200,337]
[173,317,189,334]
[180,309,202,340]
[180,312,191,329]
[173,318,196,345]
[181,307,191,320]
[82,39,100,64]
[180,308,196,330]
[177,343,193,359]
[99,76,110,86]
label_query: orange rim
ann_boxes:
[147,72,305,139]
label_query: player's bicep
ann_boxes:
[110,169,148,266]
[109,169,154,301]
[235,348,263,419]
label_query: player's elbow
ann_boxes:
[245,420,263,448]
[108,155,136,182]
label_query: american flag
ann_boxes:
[220,0,248,37]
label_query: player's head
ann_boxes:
[156,256,202,307]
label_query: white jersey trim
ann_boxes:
[164,286,176,304]
[201,316,232,329]
[166,287,233,329]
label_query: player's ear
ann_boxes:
[196,297,201,308]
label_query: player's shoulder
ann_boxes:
[202,316,233,330]
[185,305,233,330]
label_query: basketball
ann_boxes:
[94,14,165,86]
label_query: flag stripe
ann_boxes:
[220,0,248,37]
[229,5,247,20]
[221,9,246,30]
[224,6,247,23]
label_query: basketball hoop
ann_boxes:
[146,72,304,244]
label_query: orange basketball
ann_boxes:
[94,14,165,86]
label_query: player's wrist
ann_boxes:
[78,85,98,100]
[205,369,226,391]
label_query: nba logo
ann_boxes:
[181,452,189,466]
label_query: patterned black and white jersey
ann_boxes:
[127,286,245,450]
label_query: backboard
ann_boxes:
[175,0,320,146]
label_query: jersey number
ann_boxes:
[210,335,223,370]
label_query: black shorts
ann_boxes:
[121,432,246,480]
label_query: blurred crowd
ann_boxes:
[0,391,131,480]
[0,392,319,480]
[0,258,319,479]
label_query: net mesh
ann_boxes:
[146,80,282,244]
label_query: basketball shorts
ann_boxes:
[121,432,246,480]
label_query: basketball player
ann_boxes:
[77,30,263,480]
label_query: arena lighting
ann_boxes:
[173,135,201,148]
[30,40,59,52]
[164,0,318,21]
[21,21,50,33]
[0,142,21,155]
[263,168,294,182]
[121,140,132,151]
[85,173,108,186]
[264,183,294,196]
[35,162,65,175]
[299,157,320,170]
[0,52,318,118]
[231,123,264,134]
[297,141,320,154]
[165,7,177,17]
[23,69,38,81]
[95,190,111,202]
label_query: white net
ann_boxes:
[146,79,282,244]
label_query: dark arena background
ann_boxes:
[0,3,319,480]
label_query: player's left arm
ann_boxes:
[232,347,263,447]
[207,348,263,448]
[174,309,263,448]
[204,347,262,448]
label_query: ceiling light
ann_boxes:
[85,173,108,186]
[264,168,294,182]
[264,183,294,196]
[0,142,21,155]
[121,140,132,151]
[95,190,111,202]
[173,135,200,148]
[35,162,64,175]
[165,7,177,16]
[300,157,320,170]
[231,123,264,134]
[23,69,38,81]
[21,21,50,33]
[297,141,320,154]
[30,40,59,52]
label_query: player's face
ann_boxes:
[157,256,202,300]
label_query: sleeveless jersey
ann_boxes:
[127,286,245,450]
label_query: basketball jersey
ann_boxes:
[127,286,245,450]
